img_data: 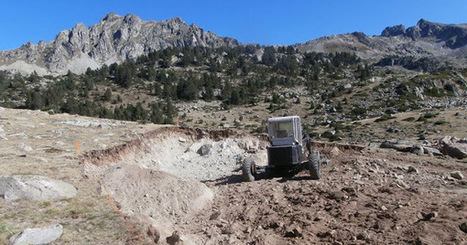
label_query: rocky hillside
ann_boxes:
[1,15,466,76]
[0,13,238,75]
[295,19,467,66]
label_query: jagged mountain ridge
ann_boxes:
[0,13,238,75]
[0,14,466,75]
[295,19,467,64]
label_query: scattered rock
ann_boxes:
[438,136,453,145]
[10,224,63,245]
[222,223,240,235]
[329,146,341,157]
[407,166,418,173]
[356,232,369,240]
[387,127,400,133]
[342,187,356,194]
[166,231,182,245]
[209,211,221,220]
[317,229,336,238]
[380,140,413,152]
[268,221,284,229]
[18,142,33,152]
[420,211,438,221]
[322,130,336,138]
[450,171,464,180]
[197,144,212,156]
[329,191,347,201]
[410,145,424,156]
[284,226,302,238]
[460,222,467,233]
[423,146,443,157]
[441,142,467,159]
[438,136,467,159]
[0,175,77,201]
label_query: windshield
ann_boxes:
[269,122,294,138]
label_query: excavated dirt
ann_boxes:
[83,127,467,244]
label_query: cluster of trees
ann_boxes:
[0,44,375,124]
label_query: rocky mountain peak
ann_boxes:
[381,24,406,37]
[101,12,121,22]
[380,19,467,48]
[0,13,238,75]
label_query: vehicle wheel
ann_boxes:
[242,157,256,182]
[308,151,321,180]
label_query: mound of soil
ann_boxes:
[99,164,213,225]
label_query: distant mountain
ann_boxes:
[295,19,467,65]
[0,15,466,75]
[0,13,238,75]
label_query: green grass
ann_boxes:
[0,223,19,244]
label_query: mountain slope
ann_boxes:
[295,19,467,65]
[0,15,466,76]
[0,13,238,75]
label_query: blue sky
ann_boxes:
[1,0,466,50]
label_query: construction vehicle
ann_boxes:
[242,116,322,181]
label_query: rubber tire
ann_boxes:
[242,157,256,182]
[308,151,321,180]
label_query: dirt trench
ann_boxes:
[81,127,268,243]
[81,127,467,244]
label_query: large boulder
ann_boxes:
[438,136,467,159]
[0,175,77,201]
[10,224,63,245]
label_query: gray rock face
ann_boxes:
[10,224,63,245]
[0,175,77,201]
[381,25,406,37]
[382,19,467,48]
[295,19,467,66]
[0,13,238,75]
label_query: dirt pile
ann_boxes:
[82,127,269,243]
[99,164,213,242]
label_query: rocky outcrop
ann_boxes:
[438,136,467,159]
[0,175,77,201]
[9,224,63,245]
[382,19,467,48]
[0,13,238,75]
[295,19,467,66]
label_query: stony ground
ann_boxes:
[1,107,466,244]
[189,146,467,244]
